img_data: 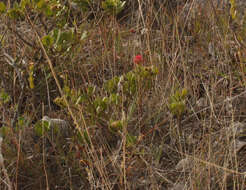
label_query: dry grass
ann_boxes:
[0,0,246,189]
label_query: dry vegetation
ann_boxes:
[0,0,246,189]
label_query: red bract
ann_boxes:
[134,55,143,64]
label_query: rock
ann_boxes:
[232,139,246,153]
[41,116,70,138]
[175,157,193,171]
[228,122,246,139]
[196,97,208,108]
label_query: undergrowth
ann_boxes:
[0,0,246,189]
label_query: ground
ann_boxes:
[0,0,246,189]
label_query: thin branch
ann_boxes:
[25,12,84,134]
[4,53,25,128]
[181,89,246,124]
[7,25,39,50]
[0,136,13,190]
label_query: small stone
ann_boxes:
[175,158,193,171]
[229,122,246,138]
[196,97,207,107]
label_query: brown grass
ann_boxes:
[0,0,246,189]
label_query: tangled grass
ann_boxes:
[0,0,246,189]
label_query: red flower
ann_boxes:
[134,55,143,64]
[130,29,136,33]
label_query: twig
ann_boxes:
[4,53,25,128]
[0,29,7,47]
[0,136,13,190]
[136,89,246,144]
[0,29,8,90]
[42,128,50,190]
[164,143,246,176]
[0,121,9,126]
[136,116,171,145]
[7,25,39,50]
[25,13,81,131]
[43,67,51,111]
[25,12,96,152]
[181,89,246,124]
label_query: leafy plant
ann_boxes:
[0,2,6,14]
[168,88,188,117]
[72,0,91,11]
[109,119,123,133]
[56,65,159,139]
[34,120,51,137]
[7,2,25,19]
[229,0,237,20]
[0,89,10,105]
[42,28,76,52]
[102,0,126,16]
[126,133,137,147]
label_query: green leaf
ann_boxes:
[76,94,88,105]
[18,116,25,127]
[102,0,125,15]
[41,35,54,47]
[36,0,46,9]
[169,101,186,117]
[0,2,6,14]
[181,89,188,99]
[53,96,67,108]
[44,7,53,17]
[83,131,90,145]
[0,126,11,138]
[80,31,87,40]
[33,0,41,3]
[104,76,119,93]
[109,93,120,105]
[73,0,90,11]
[109,120,122,133]
[7,7,23,19]
[20,0,31,10]
[126,134,137,147]
[34,120,50,136]
[0,89,10,104]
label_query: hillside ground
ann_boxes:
[0,0,246,189]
